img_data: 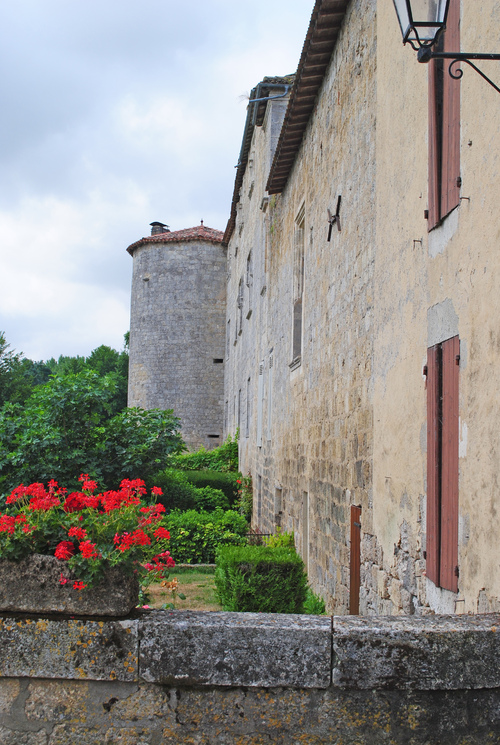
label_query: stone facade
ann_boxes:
[0,610,499,743]
[224,0,500,616]
[127,224,226,451]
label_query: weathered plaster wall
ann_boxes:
[371,0,500,616]
[1,611,500,744]
[129,237,226,451]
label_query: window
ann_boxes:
[302,492,309,573]
[291,205,305,365]
[274,488,282,529]
[267,352,273,440]
[237,278,244,335]
[426,335,459,592]
[246,251,253,319]
[245,376,251,438]
[256,361,264,447]
[428,0,460,229]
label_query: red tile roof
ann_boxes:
[126,224,224,255]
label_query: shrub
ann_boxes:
[168,433,239,472]
[149,469,200,512]
[150,471,230,513]
[235,473,253,519]
[0,370,183,493]
[302,588,327,615]
[183,470,239,507]
[166,508,248,564]
[214,545,307,613]
[264,529,295,549]
[192,486,229,512]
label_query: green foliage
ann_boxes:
[235,473,253,519]
[152,470,230,512]
[182,470,239,507]
[264,528,295,549]
[192,486,229,512]
[0,370,183,493]
[168,433,239,473]
[302,588,327,615]
[0,332,129,410]
[165,508,248,564]
[149,469,200,512]
[214,544,308,613]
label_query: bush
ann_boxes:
[166,508,248,563]
[149,469,200,512]
[302,588,327,615]
[183,470,239,507]
[168,434,239,472]
[0,370,183,493]
[192,486,229,512]
[264,529,295,549]
[214,545,307,613]
[151,471,230,512]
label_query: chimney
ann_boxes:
[150,221,170,236]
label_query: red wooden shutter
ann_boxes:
[427,0,460,230]
[349,505,361,615]
[440,336,459,592]
[426,345,441,585]
[441,0,461,219]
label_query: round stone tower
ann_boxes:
[126,221,226,451]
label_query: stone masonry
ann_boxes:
[0,610,499,743]
[127,224,226,451]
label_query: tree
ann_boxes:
[0,369,183,494]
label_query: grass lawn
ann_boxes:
[147,566,222,612]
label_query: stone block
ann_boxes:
[332,613,500,690]
[0,555,139,617]
[139,611,331,688]
[0,618,138,682]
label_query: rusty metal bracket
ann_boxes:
[327,195,342,241]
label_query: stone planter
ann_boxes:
[0,554,139,616]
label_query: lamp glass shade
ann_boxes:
[393,0,449,46]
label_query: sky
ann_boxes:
[0,0,313,362]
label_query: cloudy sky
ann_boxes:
[0,0,313,362]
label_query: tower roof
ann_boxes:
[127,223,224,256]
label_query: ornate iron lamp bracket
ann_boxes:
[417,48,500,93]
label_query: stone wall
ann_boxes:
[128,233,226,451]
[225,0,376,614]
[1,611,500,744]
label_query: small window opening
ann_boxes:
[213,358,224,364]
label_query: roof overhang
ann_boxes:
[266,0,349,195]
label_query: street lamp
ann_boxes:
[392,0,500,93]
[393,0,449,49]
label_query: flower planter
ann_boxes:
[0,554,139,617]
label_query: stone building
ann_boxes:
[224,0,500,615]
[127,222,226,451]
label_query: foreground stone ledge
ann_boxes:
[0,617,138,682]
[332,613,500,690]
[139,610,332,688]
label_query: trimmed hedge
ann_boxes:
[166,508,248,564]
[183,470,239,507]
[168,434,238,473]
[151,469,229,512]
[214,545,308,613]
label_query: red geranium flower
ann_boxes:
[79,540,100,560]
[55,541,76,560]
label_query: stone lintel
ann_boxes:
[139,611,332,688]
[332,613,500,690]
